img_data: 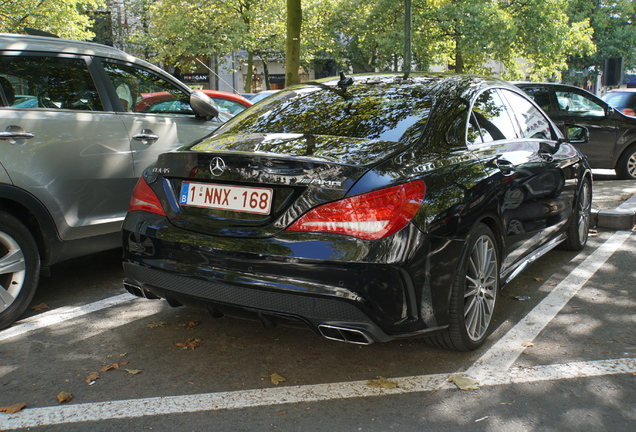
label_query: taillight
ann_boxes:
[286,180,425,240]
[129,177,166,216]
[621,108,636,117]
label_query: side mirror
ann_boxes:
[190,90,219,119]
[564,124,589,144]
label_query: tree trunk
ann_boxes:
[285,0,302,86]
[262,59,271,90]
[245,51,254,93]
[454,36,464,74]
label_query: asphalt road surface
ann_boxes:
[0,228,634,431]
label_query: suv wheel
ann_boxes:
[0,212,40,330]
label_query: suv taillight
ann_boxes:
[129,177,166,216]
[286,180,425,240]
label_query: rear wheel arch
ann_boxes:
[427,221,500,351]
[0,193,55,267]
[0,210,42,329]
[469,213,505,267]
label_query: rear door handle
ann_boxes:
[496,158,515,175]
[0,131,35,139]
[0,126,35,145]
[539,150,554,163]
[132,129,159,145]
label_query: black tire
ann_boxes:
[561,177,592,251]
[616,145,636,180]
[427,223,499,351]
[0,212,41,330]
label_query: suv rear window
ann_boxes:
[0,55,103,111]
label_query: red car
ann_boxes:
[135,90,252,116]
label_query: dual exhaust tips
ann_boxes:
[124,281,374,345]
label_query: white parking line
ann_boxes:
[466,230,633,381]
[1,358,634,429]
[0,294,136,342]
[0,231,633,429]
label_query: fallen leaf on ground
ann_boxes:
[276,411,287,416]
[31,303,49,311]
[85,372,100,384]
[183,321,199,329]
[175,338,201,350]
[522,342,534,347]
[0,402,27,414]
[448,373,479,390]
[125,369,143,375]
[367,376,398,389]
[56,392,73,403]
[534,277,544,282]
[270,373,286,385]
[98,363,119,372]
[148,321,165,328]
[119,361,130,366]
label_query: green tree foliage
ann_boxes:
[133,0,284,92]
[312,0,594,80]
[566,0,636,84]
[0,0,102,40]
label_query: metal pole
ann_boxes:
[403,0,412,79]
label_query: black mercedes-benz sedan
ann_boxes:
[122,73,592,351]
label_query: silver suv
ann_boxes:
[0,34,223,329]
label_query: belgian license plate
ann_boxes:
[179,182,273,215]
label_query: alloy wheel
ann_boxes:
[0,231,27,313]
[463,234,498,341]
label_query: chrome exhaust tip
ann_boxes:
[123,282,160,300]
[318,325,374,345]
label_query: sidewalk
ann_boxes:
[591,174,636,230]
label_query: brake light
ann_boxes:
[286,180,425,240]
[129,177,166,216]
[621,108,636,117]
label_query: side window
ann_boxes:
[212,98,247,116]
[0,55,103,111]
[102,62,193,115]
[554,90,605,117]
[501,89,553,140]
[471,89,518,143]
[519,87,553,112]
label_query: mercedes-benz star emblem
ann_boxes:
[210,157,226,177]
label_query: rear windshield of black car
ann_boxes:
[215,81,432,145]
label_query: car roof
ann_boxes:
[0,33,158,71]
[304,73,512,95]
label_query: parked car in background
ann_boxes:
[516,82,636,179]
[138,90,251,117]
[601,89,636,117]
[202,90,252,115]
[248,89,279,104]
[122,73,592,351]
[0,33,223,330]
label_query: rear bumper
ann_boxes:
[121,212,458,343]
[123,261,396,343]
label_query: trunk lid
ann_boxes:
[152,133,403,237]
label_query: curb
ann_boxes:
[592,194,636,230]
